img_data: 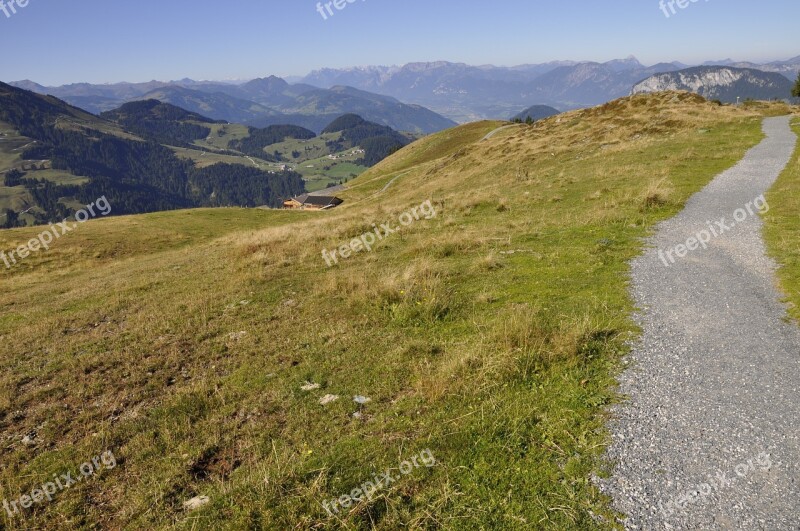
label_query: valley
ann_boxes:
[0,86,417,225]
[178,127,369,192]
[10,78,457,135]
[14,56,798,129]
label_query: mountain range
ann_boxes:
[9,77,455,134]
[511,105,561,122]
[0,82,312,226]
[632,66,795,103]
[8,55,799,129]
[300,56,800,121]
[0,83,421,227]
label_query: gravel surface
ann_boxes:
[602,116,799,530]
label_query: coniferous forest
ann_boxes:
[0,82,305,226]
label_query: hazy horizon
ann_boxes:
[8,53,799,87]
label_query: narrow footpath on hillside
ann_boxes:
[602,116,800,529]
[481,123,523,141]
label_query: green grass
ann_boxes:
[0,94,777,530]
[0,122,27,171]
[193,123,251,151]
[764,115,800,321]
[186,125,369,192]
[298,156,368,192]
[0,184,29,213]
[170,146,276,170]
[0,123,33,214]
[338,121,506,203]
[23,169,91,186]
[311,161,365,180]
[0,122,94,223]
[362,120,506,176]
[269,133,341,162]
[0,207,306,276]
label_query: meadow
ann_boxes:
[0,93,795,529]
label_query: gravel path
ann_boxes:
[602,116,799,530]
[481,124,522,141]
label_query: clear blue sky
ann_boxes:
[1,0,798,85]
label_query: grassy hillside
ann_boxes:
[0,93,788,530]
[0,82,307,225]
[338,121,507,201]
[764,114,800,321]
[0,121,29,170]
[0,120,93,225]
[170,147,276,171]
[194,124,393,192]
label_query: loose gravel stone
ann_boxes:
[319,394,339,406]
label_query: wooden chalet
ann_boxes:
[283,194,344,211]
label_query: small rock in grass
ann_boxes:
[183,495,210,511]
[301,382,321,391]
[353,396,371,405]
[319,394,339,405]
